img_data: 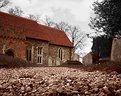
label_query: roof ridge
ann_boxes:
[0,11,73,48]
[0,11,66,33]
[0,11,37,23]
[38,23,65,33]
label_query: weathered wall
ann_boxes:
[82,52,93,65]
[49,45,72,66]
[111,38,121,62]
[0,37,26,59]
[73,53,80,61]
[26,38,49,65]
[0,37,73,66]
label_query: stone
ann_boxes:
[72,91,79,94]
[99,92,105,96]
[85,91,89,95]
[2,92,8,96]
[7,85,12,89]
[0,84,3,88]
[103,86,111,94]
[97,82,104,88]
[110,71,118,75]
[20,86,25,91]
[32,89,37,93]
[93,87,99,93]
[67,79,71,82]
[0,67,121,95]
[26,86,31,92]
[57,87,64,93]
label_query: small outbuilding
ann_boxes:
[82,52,99,65]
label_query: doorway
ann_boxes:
[5,49,14,57]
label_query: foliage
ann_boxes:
[89,0,121,36]
[92,35,113,58]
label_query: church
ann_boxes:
[0,11,73,66]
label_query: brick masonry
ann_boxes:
[0,36,26,59]
[0,37,73,66]
[26,38,49,65]
[0,12,73,66]
[49,45,72,66]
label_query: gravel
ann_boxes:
[0,67,121,96]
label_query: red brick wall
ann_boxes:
[0,37,26,59]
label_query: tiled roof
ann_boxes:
[0,11,73,47]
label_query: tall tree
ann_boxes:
[67,26,86,51]
[54,21,69,32]
[92,35,113,58]
[0,0,10,9]
[54,21,86,53]
[8,6,24,16]
[89,0,121,37]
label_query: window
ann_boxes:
[37,47,43,64]
[26,48,32,62]
[59,48,63,60]
[5,49,14,57]
[38,47,42,55]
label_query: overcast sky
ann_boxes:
[5,0,96,55]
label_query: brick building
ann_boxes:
[0,11,73,66]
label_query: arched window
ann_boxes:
[26,48,32,62]
[26,45,34,62]
[58,48,63,60]
[5,48,14,57]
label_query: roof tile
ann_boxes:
[0,11,73,47]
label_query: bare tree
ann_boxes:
[0,0,10,9]
[55,23,86,52]
[42,16,54,27]
[45,19,86,53]
[54,21,69,32]
[28,14,40,22]
[8,6,24,16]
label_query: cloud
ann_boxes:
[50,8,78,24]
[8,0,94,53]
[9,0,94,23]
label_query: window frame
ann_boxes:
[26,48,32,62]
[36,46,43,64]
[58,48,63,61]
